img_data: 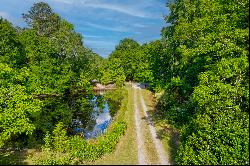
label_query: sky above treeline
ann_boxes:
[0,0,169,57]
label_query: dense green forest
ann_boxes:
[0,0,249,165]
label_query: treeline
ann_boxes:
[0,2,103,149]
[98,38,167,90]
[101,0,249,164]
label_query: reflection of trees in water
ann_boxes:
[106,99,120,117]
[18,91,95,144]
[66,93,119,138]
[85,95,106,131]
[95,95,106,113]
[23,92,115,141]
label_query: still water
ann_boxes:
[72,96,112,139]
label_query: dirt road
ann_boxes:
[132,83,170,165]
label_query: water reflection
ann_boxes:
[72,96,111,139]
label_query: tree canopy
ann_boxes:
[0,2,102,148]
[157,0,249,164]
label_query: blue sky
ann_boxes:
[0,0,169,57]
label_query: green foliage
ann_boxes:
[52,122,68,153]
[111,38,140,54]
[43,132,52,150]
[104,39,169,89]
[22,2,60,36]
[107,38,141,81]
[155,0,249,164]
[176,55,249,164]
[0,63,41,148]
[1,0,248,164]
[100,58,126,86]
[0,18,26,68]
[66,120,126,162]
[140,40,169,90]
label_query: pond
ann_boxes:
[71,95,112,139]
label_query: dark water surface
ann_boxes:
[72,96,112,139]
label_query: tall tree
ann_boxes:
[22,2,60,36]
[108,38,140,81]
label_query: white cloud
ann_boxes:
[84,21,129,32]
[48,0,157,18]
[133,23,148,28]
[0,11,23,25]
[84,39,116,46]
[82,2,151,18]
[83,34,102,38]
[49,0,75,4]
[0,11,24,26]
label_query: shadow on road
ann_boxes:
[141,113,180,165]
[156,127,179,164]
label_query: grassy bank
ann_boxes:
[90,87,137,165]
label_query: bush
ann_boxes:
[175,56,249,165]
[52,122,68,153]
